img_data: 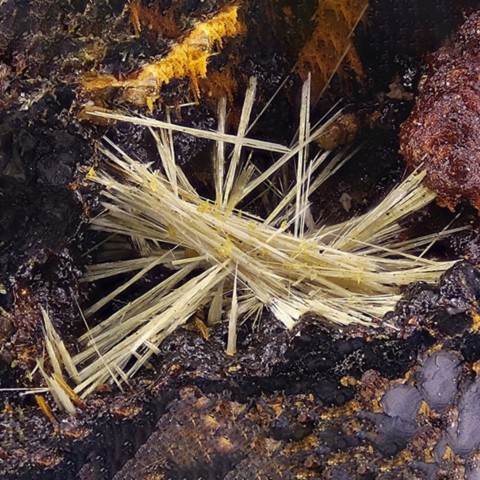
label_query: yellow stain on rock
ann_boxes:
[82,6,243,103]
[471,311,480,331]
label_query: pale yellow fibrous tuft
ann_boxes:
[64,77,458,397]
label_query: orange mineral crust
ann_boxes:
[400,11,480,211]
[82,5,243,102]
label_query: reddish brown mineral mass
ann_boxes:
[400,11,480,211]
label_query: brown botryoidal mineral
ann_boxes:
[400,11,480,211]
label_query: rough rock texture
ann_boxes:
[2,263,480,479]
[400,10,480,211]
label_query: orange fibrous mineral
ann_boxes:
[82,5,243,101]
[129,0,181,39]
[296,0,368,97]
